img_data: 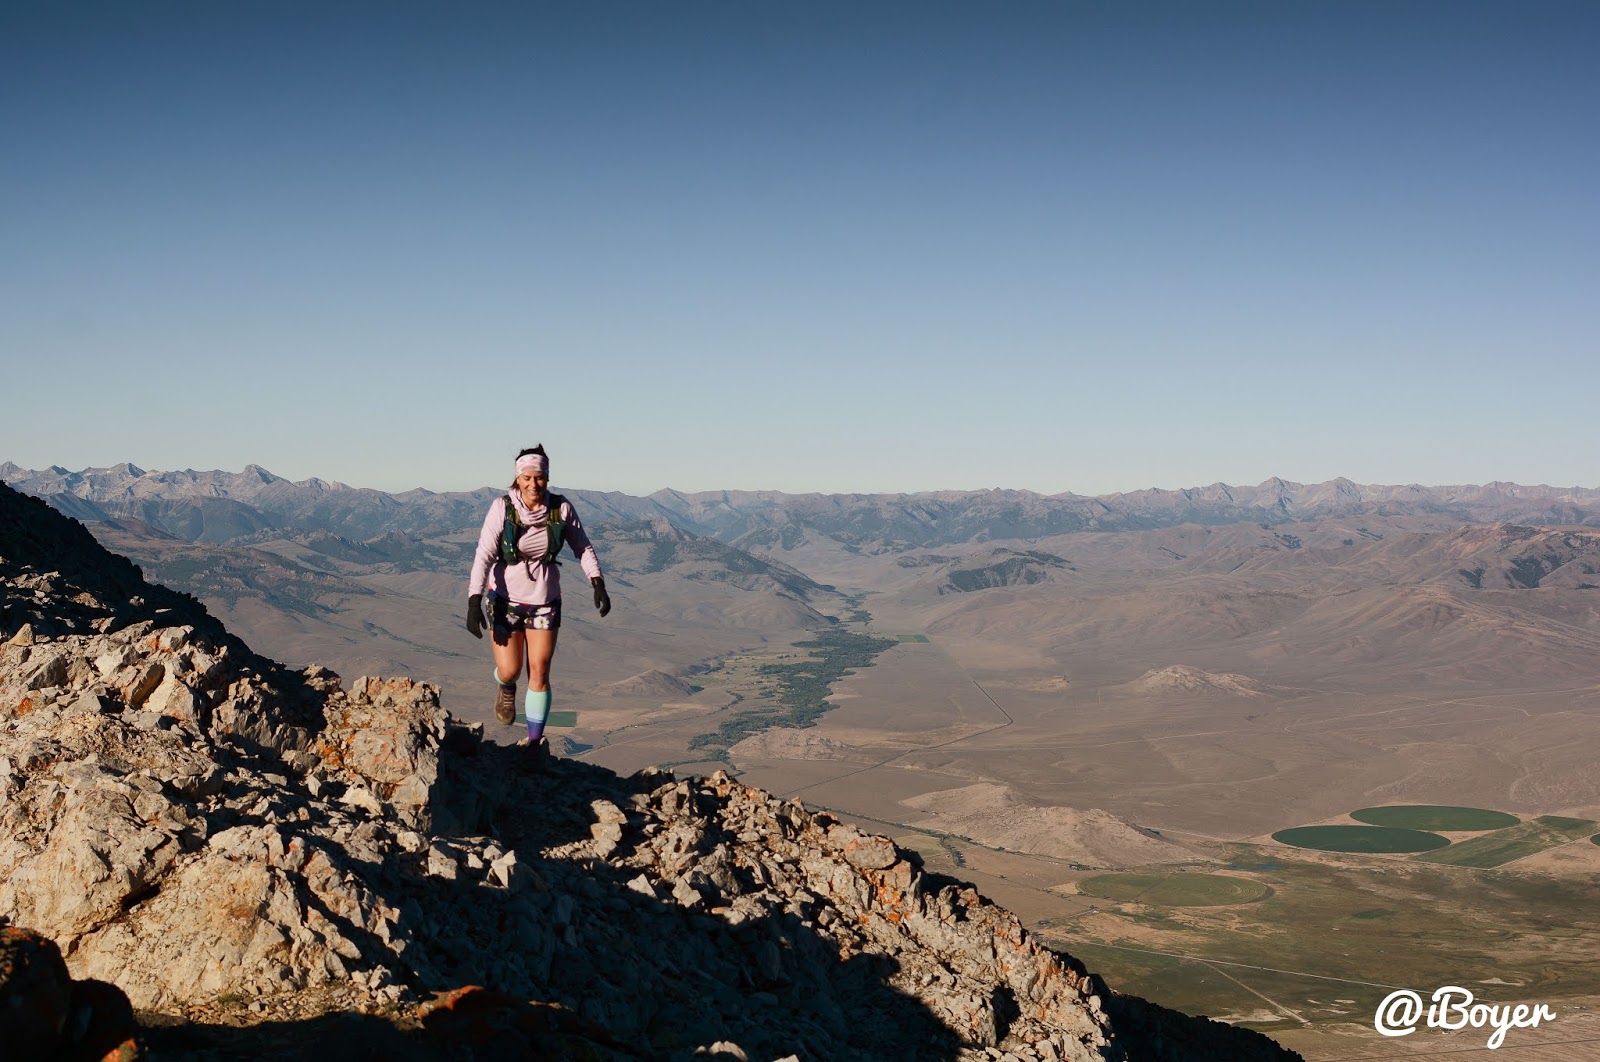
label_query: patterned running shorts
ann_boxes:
[489,597,561,642]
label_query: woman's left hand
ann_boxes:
[591,577,611,617]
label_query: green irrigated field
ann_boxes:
[1538,814,1597,832]
[895,634,930,642]
[547,710,579,728]
[1350,804,1518,831]
[1272,825,1449,853]
[1412,815,1598,868]
[1076,872,1271,907]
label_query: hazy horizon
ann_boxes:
[6,457,1599,500]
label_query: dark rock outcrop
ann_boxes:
[0,925,139,1062]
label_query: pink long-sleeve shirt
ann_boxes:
[468,492,603,605]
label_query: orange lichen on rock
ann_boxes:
[312,737,347,770]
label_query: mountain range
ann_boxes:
[7,463,1597,553]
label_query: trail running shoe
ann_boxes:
[494,682,517,725]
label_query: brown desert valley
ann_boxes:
[8,464,1600,1059]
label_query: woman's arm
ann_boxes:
[467,497,505,598]
[560,499,604,583]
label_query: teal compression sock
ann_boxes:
[492,666,515,688]
[525,689,551,741]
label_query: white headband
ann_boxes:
[516,453,548,475]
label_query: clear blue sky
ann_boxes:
[4,2,1596,496]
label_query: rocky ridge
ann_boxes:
[0,482,1297,1060]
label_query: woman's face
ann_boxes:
[516,468,547,503]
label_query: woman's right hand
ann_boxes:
[466,594,484,639]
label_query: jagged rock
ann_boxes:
[339,783,385,816]
[427,843,460,880]
[488,849,521,890]
[590,798,627,858]
[70,686,118,714]
[123,660,165,710]
[1,762,188,940]
[830,823,899,870]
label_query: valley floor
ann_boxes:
[565,623,1600,1061]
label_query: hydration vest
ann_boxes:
[499,493,566,568]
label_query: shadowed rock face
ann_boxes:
[0,925,139,1062]
[0,482,1301,1061]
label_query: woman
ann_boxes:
[466,445,610,745]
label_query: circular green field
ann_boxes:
[1273,825,1450,853]
[1591,834,1600,846]
[1350,805,1519,831]
[1076,872,1272,907]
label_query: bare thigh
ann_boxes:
[525,628,557,690]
